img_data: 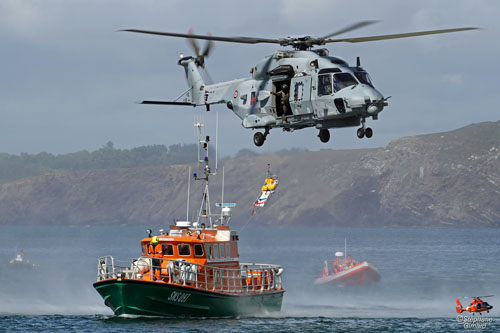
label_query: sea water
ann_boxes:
[0,225,499,332]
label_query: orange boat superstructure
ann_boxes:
[315,250,380,286]
[108,222,283,291]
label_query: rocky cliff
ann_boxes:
[0,121,498,226]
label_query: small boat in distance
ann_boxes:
[9,249,37,269]
[315,240,380,287]
[93,122,285,317]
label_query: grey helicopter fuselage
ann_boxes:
[179,48,386,145]
[125,22,476,146]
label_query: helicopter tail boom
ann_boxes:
[178,56,205,105]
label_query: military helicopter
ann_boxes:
[122,21,477,146]
[456,296,494,315]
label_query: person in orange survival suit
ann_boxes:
[333,258,339,274]
[148,236,163,281]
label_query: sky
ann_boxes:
[1,0,499,156]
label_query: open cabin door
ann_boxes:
[290,75,313,115]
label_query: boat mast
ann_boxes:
[194,121,216,227]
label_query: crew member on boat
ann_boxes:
[148,236,163,281]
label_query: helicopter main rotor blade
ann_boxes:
[320,20,380,39]
[460,295,495,299]
[121,29,280,45]
[325,27,478,43]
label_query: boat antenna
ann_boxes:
[345,238,347,261]
[220,166,224,222]
[215,111,219,171]
[186,166,191,221]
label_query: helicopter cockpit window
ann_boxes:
[354,71,374,87]
[318,74,333,96]
[332,73,358,92]
[330,58,348,66]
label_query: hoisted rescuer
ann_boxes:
[148,236,163,281]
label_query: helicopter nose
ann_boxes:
[364,88,385,114]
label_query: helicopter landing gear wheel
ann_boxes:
[318,129,330,143]
[365,127,373,138]
[253,132,265,147]
[357,128,365,139]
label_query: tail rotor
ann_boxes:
[187,28,214,84]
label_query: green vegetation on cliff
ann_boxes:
[0,142,197,184]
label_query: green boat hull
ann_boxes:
[93,279,284,317]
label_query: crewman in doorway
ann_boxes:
[271,84,289,124]
[148,236,163,281]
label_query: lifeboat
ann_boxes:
[93,123,285,317]
[315,250,380,287]
[9,249,37,269]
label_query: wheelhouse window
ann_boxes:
[354,71,373,87]
[332,73,358,92]
[162,244,174,256]
[219,243,225,258]
[194,244,204,257]
[205,244,213,259]
[178,244,191,256]
[213,244,219,258]
[318,74,333,96]
[226,243,231,258]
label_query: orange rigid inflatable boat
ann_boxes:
[315,246,381,286]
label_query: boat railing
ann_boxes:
[97,255,283,293]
